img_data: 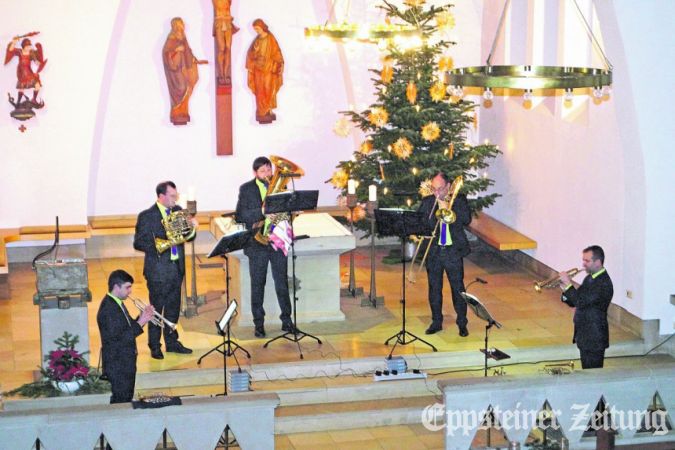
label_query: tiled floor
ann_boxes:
[0,245,647,448]
[0,245,641,391]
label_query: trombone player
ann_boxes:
[418,171,472,336]
[559,245,614,369]
[97,270,154,403]
[133,181,197,359]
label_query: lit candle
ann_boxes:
[369,185,377,201]
[347,179,356,195]
[187,186,196,201]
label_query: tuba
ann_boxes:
[254,155,304,245]
[155,209,195,253]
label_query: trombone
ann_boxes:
[533,268,581,292]
[131,297,177,331]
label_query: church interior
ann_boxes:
[0,1,673,449]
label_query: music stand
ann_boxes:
[375,208,438,357]
[262,190,321,359]
[461,290,509,377]
[198,230,252,368]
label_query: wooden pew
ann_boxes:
[467,212,537,250]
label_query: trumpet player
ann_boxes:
[133,181,197,359]
[418,171,472,336]
[97,270,155,403]
[559,245,614,369]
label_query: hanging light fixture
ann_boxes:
[304,0,422,44]
[445,0,612,100]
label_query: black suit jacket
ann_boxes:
[235,179,267,255]
[417,193,472,259]
[97,294,143,376]
[561,270,614,350]
[133,203,193,282]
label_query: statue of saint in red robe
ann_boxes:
[245,19,283,124]
[162,18,207,125]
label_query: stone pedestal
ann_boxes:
[215,213,355,327]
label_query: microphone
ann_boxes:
[221,211,237,218]
[391,192,417,196]
[476,277,488,284]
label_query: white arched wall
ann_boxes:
[0,0,482,228]
[477,0,674,335]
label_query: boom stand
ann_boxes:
[263,190,321,359]
[376,209,437,357]
[198,231,252,367]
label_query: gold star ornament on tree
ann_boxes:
[360,140,374,155]
[392,137,413,159]
[368,107,389,127]
[429,81,446,102]
[435,10,456,31]
[330,169,349,188]
[421,122,441,141]
[333,117,351,137]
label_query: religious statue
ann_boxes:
[212,0,239,86]
[4,32,47,122]
[245,19,284,124]
[162,18,208,126]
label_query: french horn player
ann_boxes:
[133,181,196,359]
[417,171,472,337]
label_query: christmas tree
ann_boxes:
[329,0,500,229]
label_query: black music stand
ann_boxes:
[461,290,509,377]
[262,190,321,359]
[198,230,252,368]
[375,208,438,357]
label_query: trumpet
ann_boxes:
[533,268,581,292]
[542,361,575,375]
[131,297,177,331]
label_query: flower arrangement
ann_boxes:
[43,332,90,381]
[1,332,109,398]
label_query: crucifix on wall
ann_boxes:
[212,0,238,155]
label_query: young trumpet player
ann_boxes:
[97,270,155,403]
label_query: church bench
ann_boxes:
[467,212,537,251]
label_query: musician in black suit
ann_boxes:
[133,181,197,359]
[560,245,614,369]
[235,156,293,338]
[97,270,154,403]
[417,172,472,336]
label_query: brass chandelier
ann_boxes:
[445,0,613,100]
[304,0,422,44]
